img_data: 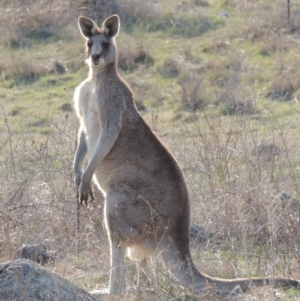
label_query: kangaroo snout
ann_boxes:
[91,53,101,63]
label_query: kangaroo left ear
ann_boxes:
[78,16,98,39]
[103,15,120,38]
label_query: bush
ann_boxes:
[0,56,47,84]
[179,77,207,111]
[269,76,294,101]
[118,44,154,71]
[157,57,179,78]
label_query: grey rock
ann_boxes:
[278,191,300,210]
[221,11,229,18]
[190,224,214,243]
[253,143,281,157]
[15,244,55,265]
[0,259,97,301]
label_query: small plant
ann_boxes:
[157,56,180,78]
[118,44,154,71]
[193,0,209,7]
[179,77,207,111]
[269,76,294,100]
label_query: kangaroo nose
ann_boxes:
[91,53,100,62]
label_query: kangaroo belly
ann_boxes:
[127,241,156,262]
[84,116,100,156]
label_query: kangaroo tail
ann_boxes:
[205,275,300,295]
[158,240,300,295]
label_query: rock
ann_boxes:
[0,259,97,301]
[278,191,300,210]
[252,143,281,157]
[220,11,229,18]
[190,224,214,243]
[15,244,55,265]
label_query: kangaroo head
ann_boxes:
[78,15,120,68]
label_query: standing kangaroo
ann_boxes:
[73,14,300,296]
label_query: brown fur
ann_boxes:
[73,15,300,296]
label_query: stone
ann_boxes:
[15,244,55,265]
[0,259,97,301]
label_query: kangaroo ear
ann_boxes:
[103,15,120,38]
[78,16,98,39]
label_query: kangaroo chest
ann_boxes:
[80,87,103,157]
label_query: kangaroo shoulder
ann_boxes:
[75,79,91,99]
[74,79,92,117]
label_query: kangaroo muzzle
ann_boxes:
[91,53,101,65]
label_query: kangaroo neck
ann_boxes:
[89,62,117,80]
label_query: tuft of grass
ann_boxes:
[179,76,207,111]
[118,42,154,71]
[157,56,180,78]
[0,55,46,85]
[269,76,295,101]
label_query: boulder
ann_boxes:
[0,259,97,301]
[15,244,55,265]
[190,224,214,243]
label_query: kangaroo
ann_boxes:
[73,14,300,296]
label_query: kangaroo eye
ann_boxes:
[102,42,109,49]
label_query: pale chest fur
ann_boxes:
[74,81,102,157]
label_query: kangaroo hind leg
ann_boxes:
[105,187,159,248]
[104,193,127,295]
[89,242,126,297]
[105,188,155,294]
[109,242,126,294]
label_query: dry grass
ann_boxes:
[118,40,154,72]
[179,76,207,111]
[170,112,300,284]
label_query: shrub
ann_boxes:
[179,77,207,111]
[118,44,154,71]
[269,76,294,101]
[157,57,180,78]
[193,0,209,7]
[0,56,47,84]
[220,98,256,116]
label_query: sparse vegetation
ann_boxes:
[1,0,300,300]
[118,42,154,71]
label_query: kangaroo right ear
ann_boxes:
[78,17,98,39]
[103,15,120,38]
